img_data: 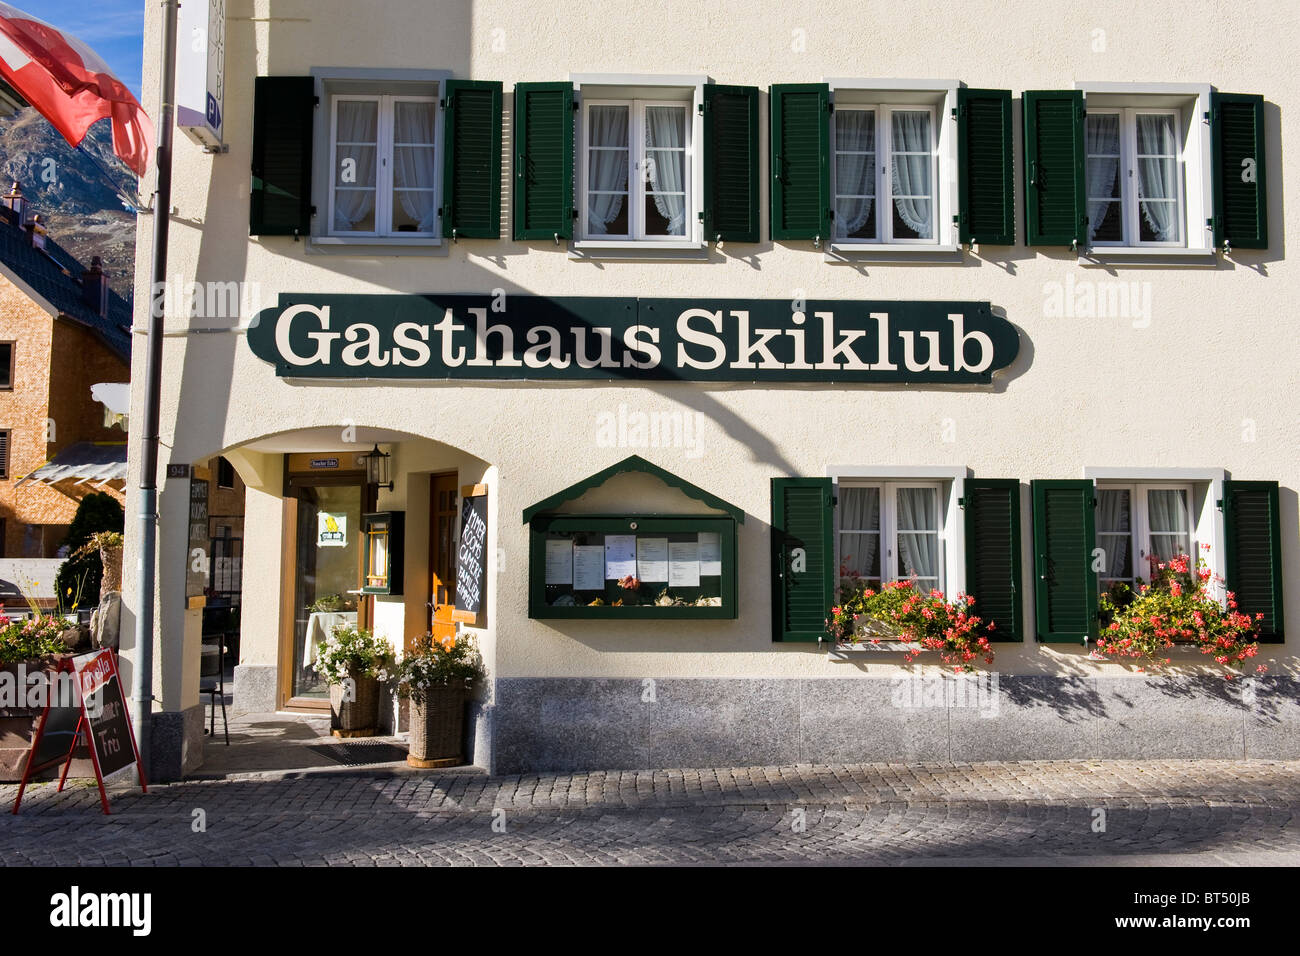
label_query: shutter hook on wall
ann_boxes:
[813,234,821,250]
[715,233,723,250]
[554,232,560,245]
[451,228,458,243]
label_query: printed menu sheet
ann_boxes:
[697,531,722,576]
[668,540,700,587]
[544,539,573,584]
[573,545,606,591]
[636,537,669,582]
[604,535,637,579]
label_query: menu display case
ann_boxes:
[362,511,405,595]
[528,515,737,619]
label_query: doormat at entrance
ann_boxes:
[306,740,409,766]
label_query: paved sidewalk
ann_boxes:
[2,759,1297,866]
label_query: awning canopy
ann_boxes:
[15,442,127,489]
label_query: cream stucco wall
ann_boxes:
[122,0,1300,709]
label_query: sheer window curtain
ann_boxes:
[895,488,939,590]
[393,101,438,232]
[834,111,874,238]
[645,106,686,235]
[1086,115,1121,242]
[1147,489,1190,561]
[333,101,378,231]
[890,111,932,238]
[1136,114,1178,241]
[1097,489,1131,579]
[587,106,629,234]
[838,487,880,580]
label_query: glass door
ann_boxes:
[289,482,364,701]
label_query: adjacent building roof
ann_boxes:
[0,204,132,359]
[14,441,128,489]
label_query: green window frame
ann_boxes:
[513,82,575,241]
[769,84,830,242]
[442,79,503,239]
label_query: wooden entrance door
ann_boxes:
[429,473,458,642]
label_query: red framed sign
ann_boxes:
[11,650,147,815]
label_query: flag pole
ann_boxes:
[132,0,179,779]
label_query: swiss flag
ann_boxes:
[0,2,153,176]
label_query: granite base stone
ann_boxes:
[149,704,205,782]
[233,665,278,714]
[492,676,1300,774]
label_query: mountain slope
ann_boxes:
[0,109,138,298]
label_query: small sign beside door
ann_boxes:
[317,512,348,548]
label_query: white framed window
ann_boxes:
[581,99,692,241]
[836,482,945,594]
[1095,483,1196,589]
[832,105,938,243]
[328,94,439,239]
[1086,108,1184,247]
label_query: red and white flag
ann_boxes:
[0,2,152,176]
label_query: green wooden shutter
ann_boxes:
[512,82,574,241]
[769,84,829,241]
[1022,90,1085,247]
[1031,479,1097,642]
[250,76,315,237]
[1224,480,1284,642]
[771,478,833,642]
[957,89,1014,245]
[703,84,760,243]
[964,478,1023,641]
[442,80,502,239]
[1212,92,1268,250]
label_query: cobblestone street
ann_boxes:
[3,760,1298,866]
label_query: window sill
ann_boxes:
[569,239,708,261]
[826,243,962,263]
[306,235,448,257]
[1078,247,1216,267]
[828,641,923,660]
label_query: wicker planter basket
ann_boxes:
[329,675,381,733]
[99,546,123,594]
[408,686,465,762]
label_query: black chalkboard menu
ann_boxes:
[454,486,489,624]
[186,476,210,600]
[76,651,136,780]
[12,650,146,815]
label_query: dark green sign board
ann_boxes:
[247,295,1019,385]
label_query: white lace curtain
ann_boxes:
[834,110,875,238]
[587,106,629,234]
[1137,114,1178,241]
[393,101,438,232]
[1097,489,1131,578]
[645,106,685,235]
[838,487,880,579]
[896,488,939,589]
[334,101,378,231]
[1086,115,1121,242]
[1147,489,1190,560]
[890,111,931,238]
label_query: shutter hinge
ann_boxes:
[312,96,320,107]
[573,101,580,112]
[697,210,704,221]
[957,496,966,508]
[1215,498,1225,511]
[951,106,958,119]
[698,102,704,115]
[1204,110,1212,123]
[309,205,317,217]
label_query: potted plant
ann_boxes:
[313,625,394,736]
[394,633,485,766]
[827,577,995,671]
[0,600,87,781]
[1097,550,1267,677]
